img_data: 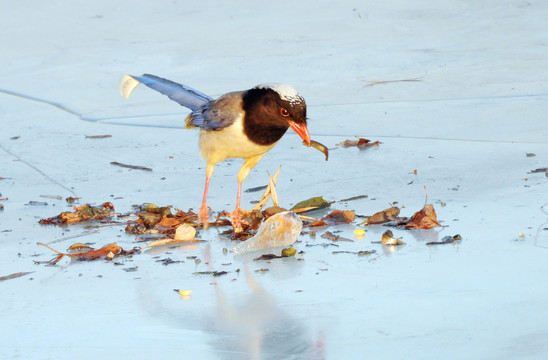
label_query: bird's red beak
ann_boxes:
[288,121,311,146]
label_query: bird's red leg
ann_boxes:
[231,155,265,234]
[199,164,215,229]
[230,180,244,233]
[199,175,210,229]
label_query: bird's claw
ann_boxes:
[230,209,244,234]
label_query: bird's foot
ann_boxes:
[230,209,244,234]
[199,206,210,230]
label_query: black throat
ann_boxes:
[242,89,289,146]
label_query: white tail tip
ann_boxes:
[118,74,141,98]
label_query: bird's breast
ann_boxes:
[198,116,278,165]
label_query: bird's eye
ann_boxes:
[280,108,290,117]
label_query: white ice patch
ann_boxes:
[256,83,304,105]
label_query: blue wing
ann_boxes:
[131,74,213,111]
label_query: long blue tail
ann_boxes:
[130,74,212,111]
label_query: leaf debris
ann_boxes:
[39,203,115,225]
[336,137,381,149]
[426,234,462,245]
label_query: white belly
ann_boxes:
[198,116,278,165]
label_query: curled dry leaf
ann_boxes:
[360,206,400,225]
[381,230,405,246]
[404,204,442,230]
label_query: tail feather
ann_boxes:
[121,74,212,111]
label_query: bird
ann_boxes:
[119,74,311,230]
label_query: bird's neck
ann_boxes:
[243,112,288,146]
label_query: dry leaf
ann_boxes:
[361,206,400,225]
[251,167,281,211]
[308,210,355,227]
[381,230,405,245]
[322,210,355,224]
[174,224,196,241]
[404,204,441,229]
[291,196,331,212]
[157,217,182,228]
[37,242,124,265]
[267,171,279,207]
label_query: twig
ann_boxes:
[357,73,426,87]
[110,161,152,171]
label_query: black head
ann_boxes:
[242,84,308,146]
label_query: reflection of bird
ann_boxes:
[119,74,311,230]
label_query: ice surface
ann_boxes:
[232,211,302,254]
[1,1,548,359]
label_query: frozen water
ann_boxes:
[232,211,303,255]
[1,1,548,359]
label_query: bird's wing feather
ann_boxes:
[188,92,244,131]
[126,74,213,111]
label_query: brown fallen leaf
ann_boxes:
[309,210,355,227]
[156,217,182,228]
[360,206,400,225]
[404,204,441,230]
[322,210,355,224]
[36,242,125,265]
